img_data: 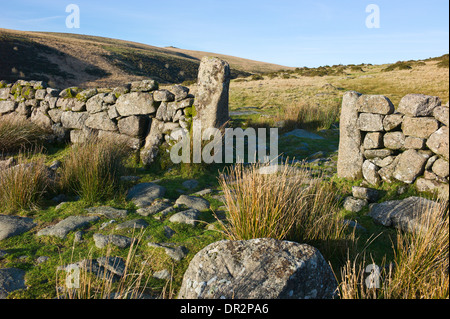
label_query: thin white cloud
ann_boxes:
[17,15,64,24]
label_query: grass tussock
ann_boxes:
[339,200,449,299]
[57,230,172,299]
[0,115,48,153]
[59,135,130,204]
[218,162,352,257]
[0,150,51,213]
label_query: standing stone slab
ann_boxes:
[194,56,231,129]
[337,91,364,179]
[178,238,338,299]
[0,215,36,241]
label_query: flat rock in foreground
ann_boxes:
[178,238,338,299]
[368,196,440,233]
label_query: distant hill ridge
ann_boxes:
[0,28,292,89]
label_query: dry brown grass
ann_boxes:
[0,150,51,213]
[339,200,449,299]
[57,230,173,299]
[217,162,354,257]
[229,59,448,111]
[59,135,130,204]
[0,115,48,153]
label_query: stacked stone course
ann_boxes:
[338,92,449,196]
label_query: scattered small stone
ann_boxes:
[74,231,83,242]
[126,183,166,208]
[342,220,367,232]
[97,257,126,277]
[153,269,172,280]
[37,215,100,239]
[136,201,171,217]
[169,209,201,226]
[352,186,380,202]
[36,256,50,264]
[194,189,214,196]
[175,195,210,211]
[147,243,188,261]
[182,179,199,190]
[153,206,176,221]
[85,206,128,219]
[115,219,149,230]
[93,233,133,249]
[120,176,141,182]
[163,226,176,239]
[59,259,122,282]
[52,194,68,203]
[100,220,116,230]
[343,196,368,213]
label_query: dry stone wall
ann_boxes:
[0,57,231,166]
[0,79,193,163]
[338,92,449,197]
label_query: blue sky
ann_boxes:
[1,0,448,67]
